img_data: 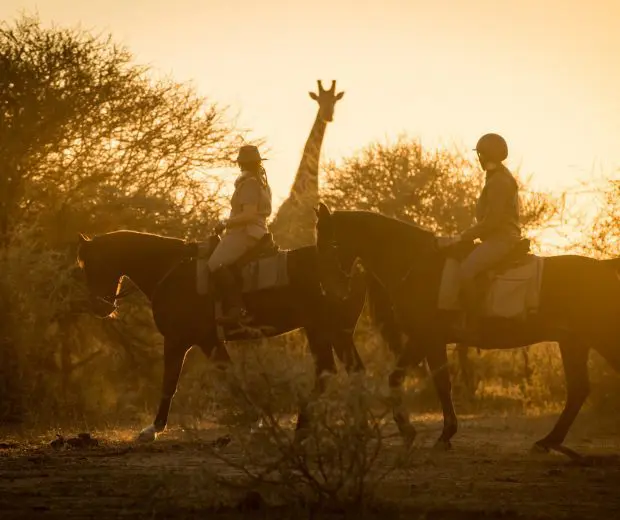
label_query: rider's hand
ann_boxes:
[214,219,227,235]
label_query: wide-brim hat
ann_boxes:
[235,145,267,163]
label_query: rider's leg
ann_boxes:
[207,232,258,324]
[458,238,518,342]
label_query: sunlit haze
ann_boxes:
[4,0,619,251]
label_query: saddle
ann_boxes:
[441,238,532,272]
[192,232,279,265]
[236,232,280,266]
[437,238,544,320]
[195,232,288,296]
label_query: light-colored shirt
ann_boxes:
[228,172,272,238]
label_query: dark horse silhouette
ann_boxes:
[76,229,395,442]
[314,204,620,453]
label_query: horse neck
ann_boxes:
[345,216,430,292]
[115,235,186,301]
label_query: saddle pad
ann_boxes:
[240,252,289,293]
[437,256,545,319]
[195,250,289,296]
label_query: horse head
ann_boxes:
[314,203,355,302]
[77,233,123,318]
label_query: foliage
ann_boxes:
[202,342,410,510]
[1,13,617,442]
[582,178,620,258]
[0,14,240,422]
[0,15,237,244]
[321,135,559,242]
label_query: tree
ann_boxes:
[322,136,557,238]
[583,178,620,258]
[0,15,241,422]
[0,15,240,245]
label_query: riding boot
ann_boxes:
[210,266,248,325]
[459,277,481,345]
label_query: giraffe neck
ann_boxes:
[269,110,329,248]
[289,111,327,203]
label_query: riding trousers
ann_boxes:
[458,237,520,282]
[207,231,260,272]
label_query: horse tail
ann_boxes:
[364,273,402,352]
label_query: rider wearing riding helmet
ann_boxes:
[444,133,522,342]
[208,144,272,325]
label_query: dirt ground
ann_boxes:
[1,412,619,519]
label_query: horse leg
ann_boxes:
[534,341,590,451]
[426,343,458,450]
[456,343,476,397]
[295,329,337,441]
[594,344,620,372]
[388,337,425,449]
[138,337,190,442]
[331,329,365,375]
[196,340,233,398]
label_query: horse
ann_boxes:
[314,203,620,453]
[76,228,383,442]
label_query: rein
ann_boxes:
[92,240,198,308]
[94,278,136,308]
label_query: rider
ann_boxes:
[207,144,273,325]
[446,133,522,342]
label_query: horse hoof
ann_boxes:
[531,441,551,454]
[137,425,159,443]
[394,415,417,449]
[433,439,452,452]
[534,443,583,461]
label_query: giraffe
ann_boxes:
[269,80,344,249]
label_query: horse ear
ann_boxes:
[318,202,331,219]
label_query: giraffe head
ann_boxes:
[309,80,344,123]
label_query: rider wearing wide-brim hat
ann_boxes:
[207,144,273,325]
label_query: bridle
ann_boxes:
[317,238,356,296]
[88,275,135,309]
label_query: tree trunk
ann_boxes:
[0,282,23,424]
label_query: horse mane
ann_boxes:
[327,210,436,351]
[330,210,436,245]
[93,229,185,244]
[78,230,187,266]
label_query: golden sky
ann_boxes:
[3,0,620,224]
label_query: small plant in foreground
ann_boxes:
[203,348,412,511]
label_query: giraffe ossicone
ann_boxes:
[270,80,345,249]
